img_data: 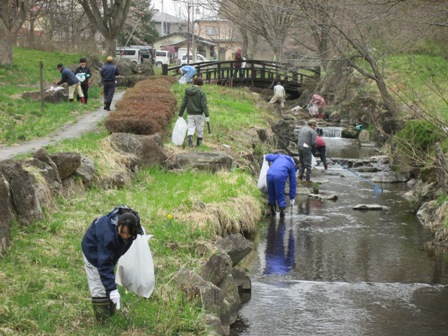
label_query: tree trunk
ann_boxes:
[0,28,14,65]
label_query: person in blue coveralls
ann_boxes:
[265,153,297,217]
[178,65,197,83]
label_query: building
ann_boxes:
[152,10,187,37]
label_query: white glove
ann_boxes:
[205,117,210,122]
[290,199,295,207]
[109,289,121,310]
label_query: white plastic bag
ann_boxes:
[178,76,187,84]
[172,117,188,145]
[307,103,319,116]
[311,154,317,168]
[257,156,269,193]
[116,233,155,298]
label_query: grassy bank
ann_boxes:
[0,49,274,335]
[0,48,102,145]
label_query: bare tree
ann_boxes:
[210,0,296,62]
[0,0,30,65]
[77,0,133,55]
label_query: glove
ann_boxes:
[290,199,295,207]
[205,117,210,122]
[109,289,121,310]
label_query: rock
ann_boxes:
[74,156,96,184]
[216,233,254,267]
[353,204,383,210]
[358,129,370,143]
[201,251,233,286]
[0,160,43,225]
[50,152,82,179]
[22,87,68,103]
[166,152,233,172]
[0,174,14,254]
[108,133,167,168]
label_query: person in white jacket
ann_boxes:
[269,82,286,109]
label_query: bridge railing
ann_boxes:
[162,60,320,86]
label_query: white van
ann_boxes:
[180,54,210,65]
[116,48,145,64]
[155,50,171,67]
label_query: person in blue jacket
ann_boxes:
[100,56,119,111]
[265,153,297,217]
[81,205,143,321]
[54,63,85,103]
[178,64,197,83]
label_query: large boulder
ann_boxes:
[50,152,82,179]
[166,152,233,172]
[0,160,43,225]
[0,174,14,254]
[108,133,167,168]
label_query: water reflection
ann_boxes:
[264,217,295,275]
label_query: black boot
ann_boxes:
[92,297,115,322]
[269,204,276,216]
[69,98,74,103]
[187,135,193,147]
[106,102,111,111]
[279,207,285,217]
[196,137,202,146]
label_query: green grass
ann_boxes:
[0,47,102,145]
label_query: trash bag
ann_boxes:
[172,117,188,145]
[307,103,319,117]
[178,76,187,84]
[311,154,317,168]
[257,156,269,193]
[116,230,155,298]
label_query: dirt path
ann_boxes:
[0,91,124,161]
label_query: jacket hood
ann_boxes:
[185,85,201,96]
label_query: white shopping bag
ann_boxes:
[311,154,317,168]
[171,117,188,145]
[116,233,155,298]
[307,103,319,116]
[178,76,187,84]
[257,156,269,193]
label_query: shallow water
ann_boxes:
[233,137,448,336]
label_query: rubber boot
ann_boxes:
[92,297,115,322]
[269,204,276,216]
[80,97,86,104]
[298,168,304,180]
[279,207,285,217]
[187,135,193,147]
[305,169,311,182]
[105,102,111,111]
[324,162,328,170]
[69,99,74,103]
[196,137,202,146]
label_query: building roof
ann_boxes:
[152,11,185,24]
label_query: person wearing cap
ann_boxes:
[100,56,119,111]
[269,81,286,109]
[54,64,85,103]
[75,57,93,104]
[297,119,317,183]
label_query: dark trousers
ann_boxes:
[233,67,244,78]
[314,146,327,164]
[103,81,116,104]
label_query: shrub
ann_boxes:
[105,76,177,135]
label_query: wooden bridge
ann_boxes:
[162,60,320,97]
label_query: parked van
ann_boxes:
[155,50,171,67]
[116,48,145,64]
[130,45,155,63]
[180,54,210,65]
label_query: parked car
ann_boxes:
[130,45,155,63]
[155,50,171,67]
[180,54,210,65]
[116,48,147,64]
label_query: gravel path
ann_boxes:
[0,91,124,161]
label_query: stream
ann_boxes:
[232,134,448,336]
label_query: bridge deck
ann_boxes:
[163,60,320,94]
